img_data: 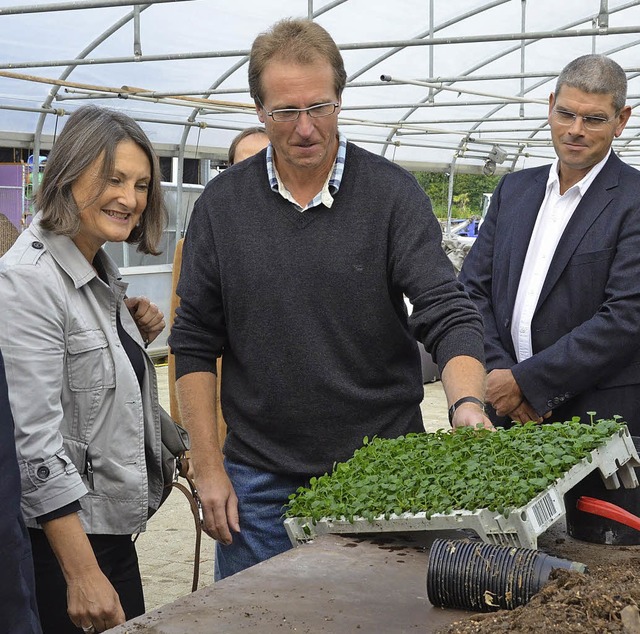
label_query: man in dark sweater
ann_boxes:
[169,18,491,581]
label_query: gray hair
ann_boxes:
[555,54,627,112]
[248,18,347,104]
[37,105,167,255]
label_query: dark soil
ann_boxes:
[435,519,640,634]
[436,562,640,633]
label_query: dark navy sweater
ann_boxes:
[170,142,484,476]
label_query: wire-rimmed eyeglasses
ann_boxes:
[551,107,617,131]
[257,98,339,122]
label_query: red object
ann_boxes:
[577,496,640,532]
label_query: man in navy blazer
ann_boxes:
[460,54,640,435]
[0,348,42,633]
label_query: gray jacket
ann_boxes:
[0,214,164,534]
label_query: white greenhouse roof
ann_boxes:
[2,0,640,174]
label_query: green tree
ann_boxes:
[412,171,500,220]
[452,192,470,215]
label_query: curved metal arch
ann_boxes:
[173,0,349,236]
[345,0,511,84]
[169,0,520,223]
[505,38,640,169]
[382,1,638,220]
[376,2,537,159]
[31,3,155,191]
[8,0,640,211]
[337,0,514,159]
[461,21,640,171]
[458,1,640,165]
[375,0,636,162]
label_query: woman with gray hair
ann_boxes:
[0,105,167,633]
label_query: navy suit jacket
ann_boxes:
[0,350,42,633]
[460,152,640,434]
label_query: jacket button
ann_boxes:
[547,400,554,409]
[564,393,571,399]
[31,241,44,249]
[553,397,560,405]
[36,466,50,479]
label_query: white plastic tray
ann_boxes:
[284,427,640,550]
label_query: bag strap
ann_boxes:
[170,473,203,592]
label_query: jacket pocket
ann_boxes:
[64,438,89,484]
[568,247,614,267]
[67,329,116,391]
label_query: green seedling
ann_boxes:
[285,419,624,523]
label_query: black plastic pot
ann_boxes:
[426,538,587,612]
[564,436,640,546]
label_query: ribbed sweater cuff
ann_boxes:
[434,327,485,372]
[174,354,218,381]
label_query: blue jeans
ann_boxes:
[214,458,309,581]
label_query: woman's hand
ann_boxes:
[67,565,125,632]
[42,514,126,632]
[125,296,165,345]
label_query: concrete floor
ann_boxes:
[136,363,450,611]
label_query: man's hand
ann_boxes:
[486,369,526,417]
[196,465,240,545]
[125,296,165,345]
[450,401,494,430]
[440,355,494,430]
[176,372,240,545]
[507,398,552,425]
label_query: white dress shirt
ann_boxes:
[510,150,611,362]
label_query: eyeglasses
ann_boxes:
[258,98,339,122]
[551,107,617,131]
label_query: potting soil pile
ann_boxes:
[436,563,640,634]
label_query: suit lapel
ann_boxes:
[536,154,620,309]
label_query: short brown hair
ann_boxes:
[36,105,167,255]
[228,126,268,165]
[248,18,347,104]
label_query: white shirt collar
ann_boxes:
[547,148,611,196]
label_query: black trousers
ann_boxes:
[28,529,145,634]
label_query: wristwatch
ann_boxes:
[448,396,486,425]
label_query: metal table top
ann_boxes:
[107,511,640,633]
[107,531,472,633]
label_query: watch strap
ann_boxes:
[448,396,486,425]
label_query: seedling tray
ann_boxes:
[284,427,640,550]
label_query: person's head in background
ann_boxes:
[228,126,269,165]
